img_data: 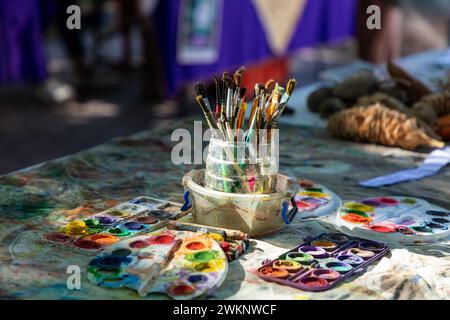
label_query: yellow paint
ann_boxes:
[298,191,328,199]
[65,221,87,236]
[344,202,374,212]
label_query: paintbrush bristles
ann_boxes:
[286,79,297,96]
[233,73,242,87]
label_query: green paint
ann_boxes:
[342,209,369,217]
[186,250,217,263]
[108,227,131,237]
[402,198,417,205]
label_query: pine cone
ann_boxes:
[328,103,444,150]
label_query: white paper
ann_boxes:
[359,147,450,187]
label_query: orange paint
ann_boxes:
[342,213,372,224]
[85,234,119,245]
[258,267,289,278]
[186,241,207,251]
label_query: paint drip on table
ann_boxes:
[257,233,389,292]
[335,196,450,245]
[87,230,228,299]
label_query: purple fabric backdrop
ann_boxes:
[0,0,47,84]
[155,0,357,95]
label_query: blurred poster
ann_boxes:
[177,0,223,65]
[252,0,307,56]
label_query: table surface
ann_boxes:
[1,117,449,300]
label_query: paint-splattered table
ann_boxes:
[1,118,449,299]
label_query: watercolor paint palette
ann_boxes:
[335,196,450,245]
[43,197,186,254]
[257,233,388,292]
[293,179,342,220]
[87,230,228,299]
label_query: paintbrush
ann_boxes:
[268,79,297,129]
[167,220,249,240]
[212,76,221,119]
[196,95,221,138]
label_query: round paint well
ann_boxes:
[426,210,449,217]
[129,239,150,249]
[185,250,216,263]
[107,227,131,237]
[65,221,88,236]
[149,210,171,219]
[111,248,132,256]
[337,254,364,266]
[273,260,302,272]
[344,203,374,212]
[188,274,208,283]
[410,225,433,233]
[359,199,383,207]
[432,218,450,224]
[96,216,117,225]
[358,241,386,252]
[299,246,327,258]
[348,248,375,259]
[74,238,102,250]
[370,223,397,233]
[312,268,341,281]
[425,222,447,230]
[108,210,129,218]
[258,267,289,279]
[136,215,158,224]
[325,233,349,243]
[169,284,195,296]
[377,197,399,206]
[147,234,175,245]
[311,240,337,251]
[123,221,145,231]
[84,218,100,228]
[185,240,207,251]
[286,252,314,265]
[85,234,118,245]
[324,261,352,273]
[298,276,328,288]
[396,226,415,235]
[45,232,71,243]
[342,213,372,224]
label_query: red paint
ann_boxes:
[219,241,230,252]
[186,241,206,250]
[147,234,175,245]
[45,232,71,243]
[370,223,397,233]
[74,238,102,250]
[296,200,316,211]
[378,197,399,205]
[129,240,150,249]
[169,285,195,296]
[300,277,328,288]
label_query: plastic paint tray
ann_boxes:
[257,233,389,292]
[43,197,187,254]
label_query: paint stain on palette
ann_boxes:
[43,197,183,254]
[292,179,342,220]
[335,196,450,245]
[87,230,228,299]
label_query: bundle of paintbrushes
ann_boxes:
[195,68,297,194]
[194,68,297,144]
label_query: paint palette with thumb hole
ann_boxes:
[43,197,185,254]
[334,196,450,245]
[257,233,389,292]
[87,230,228,299]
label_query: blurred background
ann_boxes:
[1,0,449,174]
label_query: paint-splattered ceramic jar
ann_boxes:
[183,169,298,236]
